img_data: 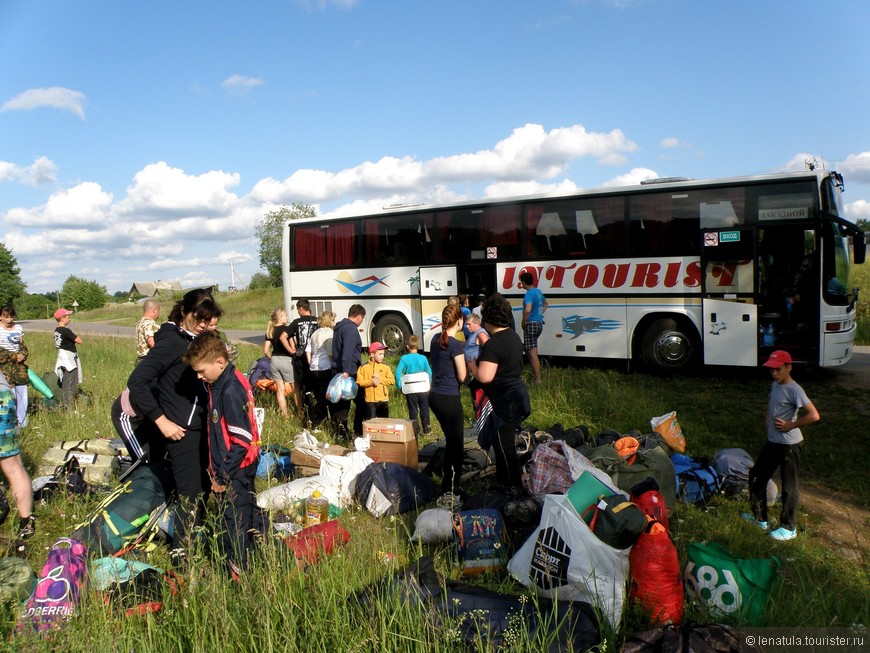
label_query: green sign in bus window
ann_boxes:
[720,230,741,242]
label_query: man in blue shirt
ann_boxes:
[520,271,548,385]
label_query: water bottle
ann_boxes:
[305,489,329,527]
[763,324,776,347]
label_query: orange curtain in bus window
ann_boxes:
[294,223,354,268]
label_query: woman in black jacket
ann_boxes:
[127,289,223,547]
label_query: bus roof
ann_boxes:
[290,169,836,226]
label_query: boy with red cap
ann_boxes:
[356,342,395,419]
[53,308,83,410]
[743,350,819,541]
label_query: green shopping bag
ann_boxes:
[684,541,781,624]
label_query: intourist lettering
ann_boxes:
[500,259,710,292]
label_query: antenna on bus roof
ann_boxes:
[639,176,692,185]
[383,202,425,210]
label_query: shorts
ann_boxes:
[523,321,543,351]
[0,389,21,459]
[270,356,295,383]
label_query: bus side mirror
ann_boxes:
[854,234,866,265]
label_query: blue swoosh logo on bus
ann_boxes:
[561,315,622,339]
[336,275,390,295]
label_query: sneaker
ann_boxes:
[741,513,769,530]
[769,526,797,541]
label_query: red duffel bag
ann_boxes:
[629,519,683,625]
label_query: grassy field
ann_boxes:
[2,328,867,652]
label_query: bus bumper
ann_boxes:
[821,323,857,366]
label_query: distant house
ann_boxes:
[128,281,183,300]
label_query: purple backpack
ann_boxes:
[19,537,88,632]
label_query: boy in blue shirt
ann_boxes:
[743,350,819,541]
[395,335,432,438]
[183,331,260,577]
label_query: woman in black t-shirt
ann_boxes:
[477,294,530,489]
[264,308,295,418]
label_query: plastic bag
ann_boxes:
[649,411,687,453]
[325,374,358,403]
[507,493,630,628]
[684,541,780,624]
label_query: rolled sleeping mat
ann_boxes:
[28,368,54,399]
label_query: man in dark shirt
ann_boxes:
[331,304,366,439]
[287,299,318,422]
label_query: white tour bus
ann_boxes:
[282,170,865,372]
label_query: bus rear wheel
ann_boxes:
[641,318,697,373]
[372,315,411,355]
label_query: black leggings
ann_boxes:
[429,391,465,494]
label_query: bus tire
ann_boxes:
[641,318,697,373]
[372,315,412,355]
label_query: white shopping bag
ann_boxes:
[507,493,630,628]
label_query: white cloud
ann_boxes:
[0,157,58,187]
[601,167,659,187]
[837,152,870,185]
[5,182,113,228]
[483,179,581,198]
[844,199,870,221]
[1,87,86,119]
[220,75,264,94]
[253,123,637,204]
[115,162,241,218]
[660,137,681,148]
[295,0,359,10]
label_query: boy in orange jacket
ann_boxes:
[356,342,395,419]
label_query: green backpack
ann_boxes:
[587,442,677,510]
[684,541,781,625]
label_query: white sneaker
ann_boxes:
[769,526,796,541]
[741,513,769,531]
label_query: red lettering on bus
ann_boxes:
[602,263,630,288]
[630,262,661,288]
[572,264,599,288]
[545,263,576,288]
[683,261,702,287]
[710,262,737,287]
[501,267,517,290]
[663,261,682,288]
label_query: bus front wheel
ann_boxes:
[641,318,697,373]
[372,315,412,355]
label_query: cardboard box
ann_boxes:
[290,445,350,469]
[367,439,419,469]
[363,418,415,443]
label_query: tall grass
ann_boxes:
[3,332,868,652]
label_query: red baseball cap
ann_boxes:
[368,342,387,354]
[762,350,792,368]
[54,308,73,319]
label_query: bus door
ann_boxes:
[700,227,758,366]
[418,266,458,345]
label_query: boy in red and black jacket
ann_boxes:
[183,331,260,577]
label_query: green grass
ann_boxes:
[2,332,868,652]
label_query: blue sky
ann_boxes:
[2,0,869,295]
